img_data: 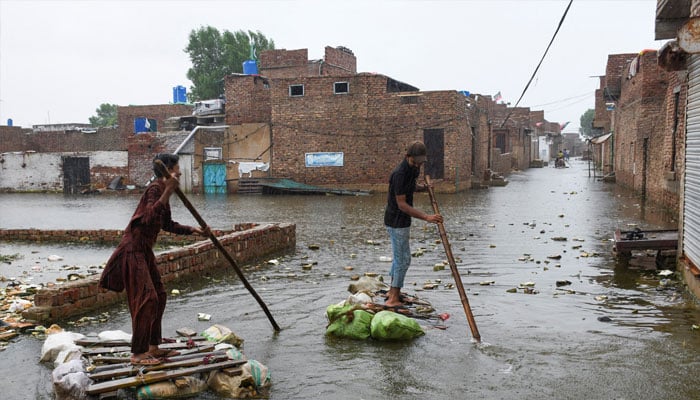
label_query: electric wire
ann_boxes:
[501,0,574,128]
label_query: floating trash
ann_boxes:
[379,256,392,262]
[171,289,181,295]
[267,259,280,265]
[308,244,320,250]
[47,255,64,261]
[197,313,211,321]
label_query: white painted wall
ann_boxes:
[0,151,128,192]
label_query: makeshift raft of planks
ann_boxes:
[81,334,246,397]
[613,228,678,257]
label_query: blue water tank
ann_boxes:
[173,85,187,104]
[7,118,12,127]
[243,60,258,75]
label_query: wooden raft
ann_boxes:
[81,333,246,396]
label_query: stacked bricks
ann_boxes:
[15,223,295,323]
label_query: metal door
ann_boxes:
[62,157,90,194]
[683,55,700,266]
[423,129,444,179]
[203,163,227,194]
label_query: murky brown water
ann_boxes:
[2,159,698,400]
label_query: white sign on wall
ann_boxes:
[305,152,344,167]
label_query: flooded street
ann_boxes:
[2,159,700,400]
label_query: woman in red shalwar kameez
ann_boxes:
[99,154,208,365]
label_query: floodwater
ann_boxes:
[2,159,699,400]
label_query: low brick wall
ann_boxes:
[10,223,295,323]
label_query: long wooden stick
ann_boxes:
[155,160,281,332]
[424,175,481,341]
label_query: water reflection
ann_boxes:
[1,160,698,400]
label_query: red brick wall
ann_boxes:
[614,51,673,210]
[259,48,311,79]
[267,74,472,189]
[322,46,357,75]
[0,126,125,153]
[259,47,357,79]
[225,75,272,124]
[18,223,295,323]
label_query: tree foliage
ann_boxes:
[89,103,118,127]
[579,108,594,138]
[185,27,275,101]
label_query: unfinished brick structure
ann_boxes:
[259,46,357,79]
[10,223,296,323]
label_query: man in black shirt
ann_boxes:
[384,141,443,307]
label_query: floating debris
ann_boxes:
[47,255,64,261]
[379,256,392,262]
[308,244,320,250]
[171,289,181,295]
[197,313,211,321]
[343,266,354,271]
[267,259,280,265]
[551,237,567,241]
[479,281,495,286]
[547,255,562,260]
[556,280,572,287]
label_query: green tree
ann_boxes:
[185,27,275,101]
[89,103,118,127]
[579,108,594,138]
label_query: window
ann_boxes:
[334,82,349,94]
[289,84,304,97]
[401,96,419,104]
[204,147,222,161]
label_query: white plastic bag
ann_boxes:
[40,331,85,363]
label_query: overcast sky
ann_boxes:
[0,0,662,132]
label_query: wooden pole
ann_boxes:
[154,160,281,332]
[424,175,481,341]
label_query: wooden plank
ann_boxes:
[89,343,218,364]
[89,349,226,374]
[77,335,207,347]
[84,340,216,356]
[86,359,246,395]
[89,353,230,381]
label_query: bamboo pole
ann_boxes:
[424,175,481,341]
[155,160,281,332]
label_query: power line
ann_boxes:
[501,0,573,128]
[530,91,591,108]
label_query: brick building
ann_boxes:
[224,46,558,191]
[597,50,677,211]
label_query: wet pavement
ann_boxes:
[1,159,698,400]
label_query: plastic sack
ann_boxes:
[325,304,373,340]
[347,276,388,294]
[40,331,85,363]
[370,310,425,341]
[136,375,207,399]
[346,292,373,305]
[98,329,132,342]
[207,360,270,398]
[52,359,90,400]
[202,324,244,348]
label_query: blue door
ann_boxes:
[203,163,227,194]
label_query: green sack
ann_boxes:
[325,304,373,340]
[370,310,425,341]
